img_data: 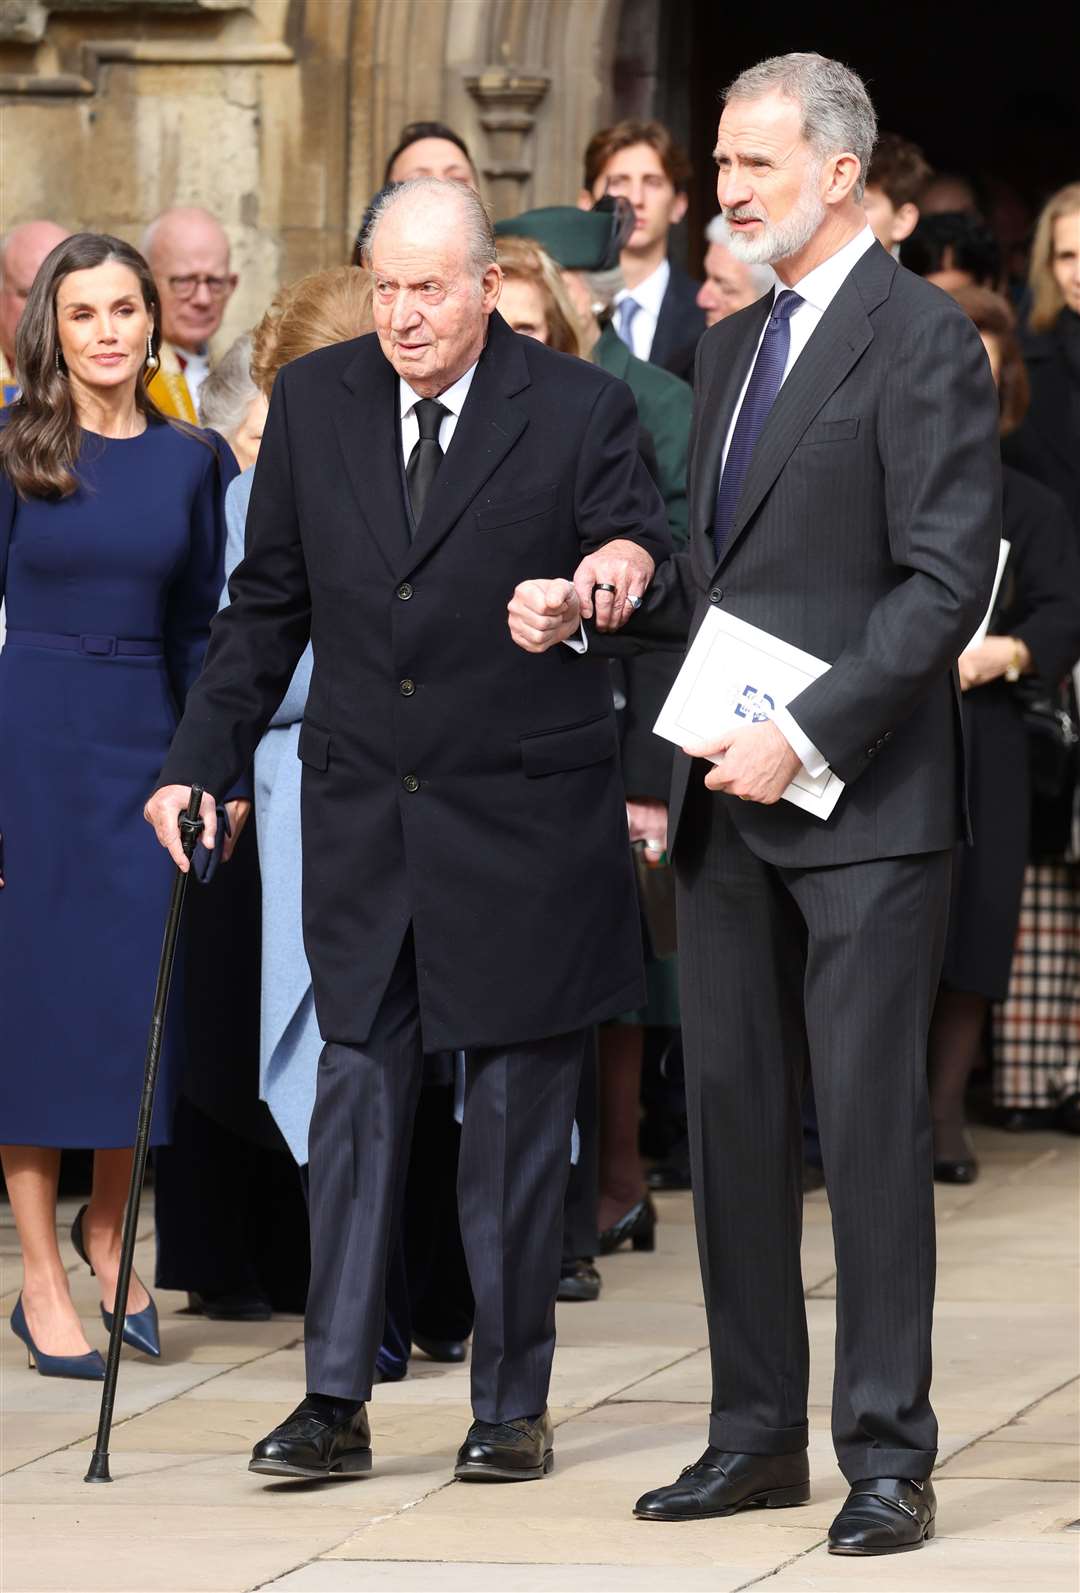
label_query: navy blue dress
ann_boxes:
[0,420,235,1147]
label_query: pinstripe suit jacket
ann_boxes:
[631,241,1003,868]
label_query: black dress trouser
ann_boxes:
[676,782,951,1483]
[305,930,585,1422]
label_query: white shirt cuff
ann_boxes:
[562,622,588,655]
[772,705,829,779]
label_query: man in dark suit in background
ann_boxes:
[580,119,707,383]
[146,177,667,1485]
[511,52,1002,1554]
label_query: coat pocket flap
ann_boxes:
[520,713,617,777]
[799,416,859,445]
[297,723,330,770]
[475,483,558,531]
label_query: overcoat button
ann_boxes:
[399,679,416,696]
[396,582,413,601]
[709,587,724,604]
[402,774,420,793]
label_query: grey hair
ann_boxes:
[197,332,258,434]
[584,264,625,313]
[724,53,877,202]
[705,214,778,295]
[361,177,497,276]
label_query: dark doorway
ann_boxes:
[614,2,1077,281]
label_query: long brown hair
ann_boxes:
[1028,183,1080,335]
[250,266,374,397]
[0,232,167,499]
[949,284,1030,436]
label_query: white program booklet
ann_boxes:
[963,538,1011,652]
[653,607,845,820]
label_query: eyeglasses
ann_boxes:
[166,274,235,301]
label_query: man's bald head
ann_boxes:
[141,206,236,352]
[0,220,70,366]
[365,179,501,399]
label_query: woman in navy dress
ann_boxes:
[0,233,244,1376]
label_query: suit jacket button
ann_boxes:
[402,774,420,792]
[709,587,724,604]
[396,582,413,601]
[399,678,416,696]
[867,747,877,758]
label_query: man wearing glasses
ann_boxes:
[141,206,238,421]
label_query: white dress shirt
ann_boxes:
[614,257,670,362]
[180,347,211,411]
[719,225,877,778]
[398,361,478,462]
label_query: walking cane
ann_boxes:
[85,786,205,1484]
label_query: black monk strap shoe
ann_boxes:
[634,1448,810,1520]
[454,1409,554,1481]
[248,1399,372,1479]
[828,1477,937,1555]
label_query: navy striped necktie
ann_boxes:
[713,289,803,559]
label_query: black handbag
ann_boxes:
[1016,676,1080,859]
[633,840,678,960]
[1016,677,1079,802]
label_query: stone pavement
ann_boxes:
[2,1123,1078,1593]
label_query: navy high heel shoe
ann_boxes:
[70,1204,161,1359]
[10,1295,105,1380]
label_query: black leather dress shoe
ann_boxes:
[598,1195,656,1255]
[412,1332,468,1363]
[634,1448,810,1520]
[828,1477,936,1555]
[249,1399,372,1479]
[1057,1092,1080,1135]
[557,1258,602,1302]
[454,1409,553,1481]
[186,1290,272,1322]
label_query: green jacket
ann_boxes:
[593,320,692,546]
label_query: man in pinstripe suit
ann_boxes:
[508,53,1001,1555]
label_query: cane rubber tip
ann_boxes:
[84,1453,112,1483]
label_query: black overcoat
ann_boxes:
[159,312,670,1050]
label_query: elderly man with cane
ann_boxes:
[145,176,668,1482]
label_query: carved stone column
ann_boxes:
[464,63,550,220]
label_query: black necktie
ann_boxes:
[406,398,448,531]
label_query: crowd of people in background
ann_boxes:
[1,104,1078,1389]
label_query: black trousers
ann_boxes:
[305,932,585,1421]
[676,786,950,1483]
[561,1035,599,1263]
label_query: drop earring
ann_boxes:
[55,348,66,376]
[145,333,160,374]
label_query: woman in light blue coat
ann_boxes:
[222,468,318,1164]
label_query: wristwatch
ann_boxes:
[1004,639,1024,683]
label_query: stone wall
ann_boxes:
[0,0,647,353]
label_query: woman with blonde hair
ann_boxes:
[494,236,581,357]
[1005,182,1080,529]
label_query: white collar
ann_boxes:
[399,360,479,421]
[783,225,876,314]
[616,257,671,316]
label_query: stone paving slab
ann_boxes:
[1,1125,1077,1593]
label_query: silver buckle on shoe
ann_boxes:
[895,1498,918,1518]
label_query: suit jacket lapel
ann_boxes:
[335,339,409,578]
[716,244,893,569]
[400,312,530,575]
[690,293,773,552]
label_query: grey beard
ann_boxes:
[724,184,827,267]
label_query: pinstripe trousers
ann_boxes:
[303,929,585,1422]
[675,781,951,1483]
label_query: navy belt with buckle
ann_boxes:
[5,628,163,657]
